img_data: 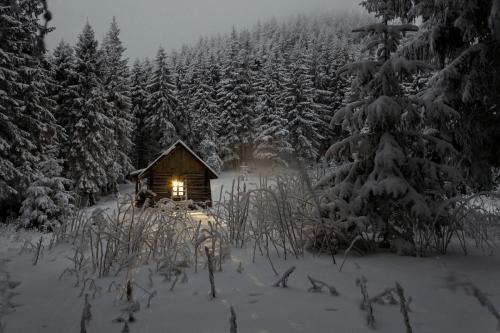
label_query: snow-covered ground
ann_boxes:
[0,172,499,333]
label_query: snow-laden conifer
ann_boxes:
[321,0,461,252]
[67,22,113,205]
[144,47,179,157]
[101,17,134,191]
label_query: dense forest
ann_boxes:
[0,0,499,235]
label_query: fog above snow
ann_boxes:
[46,0,361,59]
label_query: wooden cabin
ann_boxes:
[131,140,218,206]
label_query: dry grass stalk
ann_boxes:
[395,282,412,333]
[447,274,500,330]
[307,276,339,295]
[356,276,375,329]
[274,266,296,288]
[80,293,91,333]
[205,246,216,298]
[32,236,44,266]
[229,306,237,333]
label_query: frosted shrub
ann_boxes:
[218,171,320,262]
[56,195,219,286]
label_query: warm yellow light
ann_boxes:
[172,179,185,197]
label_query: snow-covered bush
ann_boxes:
[20,157,74,230]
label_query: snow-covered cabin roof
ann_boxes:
[136,140,219,179]
[130,168,145,177]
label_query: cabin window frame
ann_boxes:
[171,178,186,199]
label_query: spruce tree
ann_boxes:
[402,0,500,190]
[253,45,293,166]
[20,147,74,229]
[67,22,113,205]
[50,40,77,159]
[280,41,323,162]
[188,50,219,148]
[322,0,461,253]
[216,28,255,167]
[0,2,30,208]
[1,0,71,223]
[101,17,134,191]
[145,47,179,157]
[130,58,151,169]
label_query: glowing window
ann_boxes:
[172,180,184,197]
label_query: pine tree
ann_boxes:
[145,47,179,157]
[101,17,134,191]
[402,0,500,190]
[130,58,152,169]
[50,40,78,160]
[187,49,219,148]
[173,46,194,144]
[0,2,31,209]
[20,146,74,229]
[253,45,293,166]
[1,0,71,223]
[321,0,461,252]
[67,22,113,205]
[280,41,324,162]
[216,28,255,167]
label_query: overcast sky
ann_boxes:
[47,0,360,60]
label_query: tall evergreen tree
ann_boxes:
[144,47,179,157]
[67,22,113,205]
[216,28,255,166]
[50,40,77,157]
[130,58,152,169]
[253,45,293,166]
[403,0,500,190]
[0,2,32,209]
[187,49,218,147]
[280,42,324,162]
[321,0,461,253]
[101,17,134,191]
[1,0,71,224]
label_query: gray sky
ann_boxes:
[47,0,360,60]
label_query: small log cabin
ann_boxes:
[131,140,218,206]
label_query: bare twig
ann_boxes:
[274,266,296,288]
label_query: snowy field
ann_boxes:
[0,172,499,333]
